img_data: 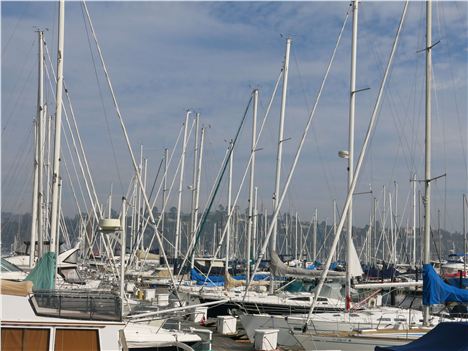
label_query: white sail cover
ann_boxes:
[270,251,345,278]
[349,238,364,277]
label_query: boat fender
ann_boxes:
[368,297,377,308]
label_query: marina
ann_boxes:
[2,1,468,350]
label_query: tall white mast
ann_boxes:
[162,148,168,241]
[192,127,204,268]
[247,89,258,283]
[412,173,417,267]
[137,146,143,250]
[190,113,200,260]
[333,201,337,261]
[226,140,233,274]
[313,208,318,261]
[345,0,359,312]
[30,30,46,267]
[463,194,466,276]
[37,30,45,262]
[423,0,433,326]
[382,185,387,261]
[272,38,291,254]
[120,197,127,310]
[373,196,377,265]
[394,181,399,263]
[271,38,291,293]
[175,111,190,261]
[253,186,258,259]
[49,0,65,261]
[141,157,148,250]
[294,212,298,259]
[30,119,39,267]
[45,112,51,251]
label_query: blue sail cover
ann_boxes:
[190,269,270,286]
[423,264,468,305]
[447,277,468,289]
[191,269,224,286]
[374,322,468,351]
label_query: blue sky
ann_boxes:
[2,1,467,233]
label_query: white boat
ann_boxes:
[239,306,428,347]
[0,258,28,281]
[123,323,204,350]
[292,328,430,351]
[1,280,124,351]
[181,282,347,317]
[440,253,468,278]
[1,279,209,351]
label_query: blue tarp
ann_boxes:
[191,269,224,286]
[423,264,468,305]
[447,277,468,289]
[375,322,468,351]
[363,264,400,279]
[190,269,270,286]
[234,273,270,281]
[26,252,56,290]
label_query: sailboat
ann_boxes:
[241,1,468,350]
[1,2,215,350]
[291,1,468,350]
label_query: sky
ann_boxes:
[2,1,467,233]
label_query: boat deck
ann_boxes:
[182,317,301,351]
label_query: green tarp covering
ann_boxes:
[26,252,56,290]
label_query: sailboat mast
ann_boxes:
[226,140,233,274]
[313,208,318,261]
[162,148,168,242]
[423,0,432,326]
[191,113,200,262]
[37,30,45,262]
[247,89,258,283]
[346,0,359,312]
[463,194,466,276]
[30,30,46,267]
[272,38,291,254]
[253,186,258,259]
[175,111,190,261]
[192,127,204,268]
[30,118,39,267]
[270,37,291,293]
[49,0,65,261]
[412,174,417,266]
[120,197,127,309]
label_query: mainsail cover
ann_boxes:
[423,263,468,305]
[270,251,345,278]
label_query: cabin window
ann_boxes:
[55,329,100,351]
[288,297,310,301]
[1,328,49,351]
[0,258,23,272]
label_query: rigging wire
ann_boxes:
[1,2,27,56]
[80,2,124,193]
[2,124,34,193]
[2,39,36,136]
[292,46,338,203]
